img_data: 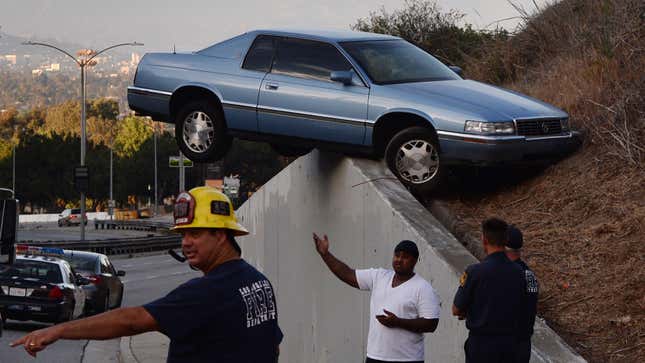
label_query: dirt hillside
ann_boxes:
[431,0,644,361]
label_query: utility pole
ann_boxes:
[179,152,185,192]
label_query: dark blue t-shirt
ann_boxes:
[516,259,539,340]
[453,251,525,336]
[144,259,283,363]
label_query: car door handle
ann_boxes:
[265,82,279,90]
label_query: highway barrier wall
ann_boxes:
[237,150,586,363]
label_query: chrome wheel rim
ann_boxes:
[394,139,439,184]
[182,111,215,153]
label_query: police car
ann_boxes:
[0,245,87,323]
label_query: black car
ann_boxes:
[0,254,87,323]
[63,250,125,314]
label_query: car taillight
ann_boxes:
[88,275,102,285]
[48,286,63,300]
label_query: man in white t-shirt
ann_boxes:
[313,233,441,363]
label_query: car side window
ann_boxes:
[242,35,276,72]
[100,258,112,274]
[272,37,353,82]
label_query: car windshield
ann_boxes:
[340,40,460,85]
[67,256,97,272]
[0,260,63,283]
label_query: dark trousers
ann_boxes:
[465,335,516,363]
[513,339,531,363]
[366,357,424,363]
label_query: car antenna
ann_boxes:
[173,44,176,54]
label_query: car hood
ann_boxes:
[387,80,567,120]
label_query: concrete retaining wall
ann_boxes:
[237,150,585,363]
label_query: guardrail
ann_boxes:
[21,235,182,256]
[93,219,173,232]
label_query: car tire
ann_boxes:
[58,221,62,227]
[385,127,444,194]
[270,143,313,158]
[175,100,232,163]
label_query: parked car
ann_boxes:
[0,246,87,323]
[128,29,580,193]
[63,250,125,315]
[58,208,88,227]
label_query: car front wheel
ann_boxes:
[385,127,444,194]
[175,100,232,162]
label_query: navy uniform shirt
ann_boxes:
[144,259,283,363]
[453,251,525,336]
[515,259,539,340]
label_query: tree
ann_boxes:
[113,116,153,158]
[352,0,507,66]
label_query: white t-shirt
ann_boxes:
[356,268,441,361]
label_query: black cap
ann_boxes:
[394,240,419,259]
[506,225,523,250]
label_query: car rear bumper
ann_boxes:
[127,86,172,122]
[438,131,581,165]
[0,299,68,323]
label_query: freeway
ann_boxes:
[18,222,165,242]
[0,250,198,362]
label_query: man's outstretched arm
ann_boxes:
[376,309,439,333]
[313,233,359,288]
[11,306,159,357]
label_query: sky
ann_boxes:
[0,0,550,53]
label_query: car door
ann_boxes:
[257,37,369,144]
[99,257,116,307]
[63,265,85,318]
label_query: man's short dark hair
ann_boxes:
[482,217,509,247]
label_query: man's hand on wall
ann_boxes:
[313,233,330,256]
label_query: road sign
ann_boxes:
[169,156,193,168]
[74,166,90,193]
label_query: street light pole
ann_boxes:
[153,123,158,216]
[109,147,113,220]
[23,41,143,241]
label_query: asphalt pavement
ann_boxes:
[1,219,192,363]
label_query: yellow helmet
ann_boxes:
[171,186,249,236]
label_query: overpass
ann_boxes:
[237,150,585,363]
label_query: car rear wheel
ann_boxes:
[270,143,313,158]
[175,100,232,163]
[385,127,444,194]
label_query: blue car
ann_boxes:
[128,29,579,192]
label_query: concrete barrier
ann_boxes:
[19,212,109,223]
[237,150,585,363]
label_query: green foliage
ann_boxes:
[113,116,153,158]
[352,0,508,66]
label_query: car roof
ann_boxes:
[16,254,69,267]
[63,250,104,260]
[250,28,400,43]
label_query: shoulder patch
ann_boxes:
[459,271,468,287]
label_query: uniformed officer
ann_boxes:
[12,186,283,362]
[506,225,539,363]
[452,217,525,363]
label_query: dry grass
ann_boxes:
[437,0,645,361]
[465,0,644,166]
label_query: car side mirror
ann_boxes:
[330,70,353,86]
[76,274,90,285]
[449,66,463,77]
[117,270,126,277]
